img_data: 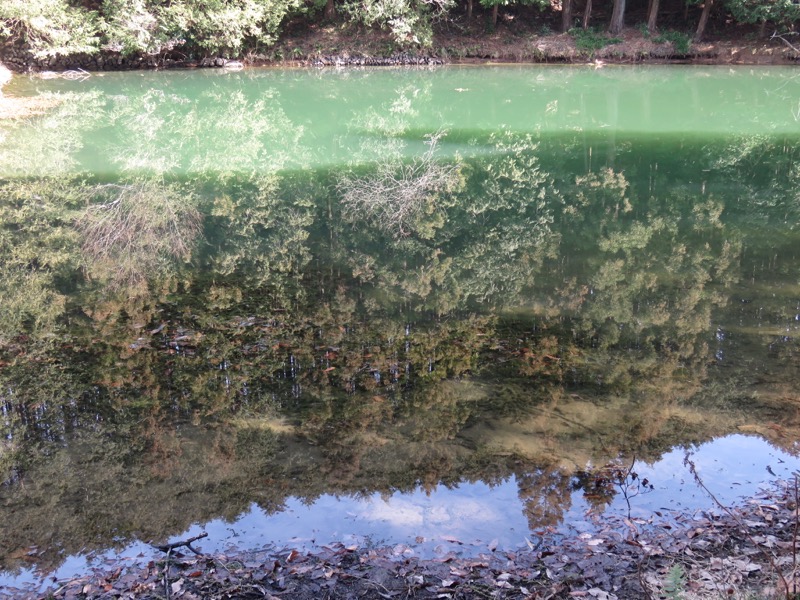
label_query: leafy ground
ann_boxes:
[4,478,799,600]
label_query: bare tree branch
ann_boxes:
[337,131,461,237]
[771,30,800,54]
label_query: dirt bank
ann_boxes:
[264,22,800,66]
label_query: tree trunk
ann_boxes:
[467,0,473,19]
[324,0,335,19]
[492,3,499,28]
[608,0,625,34]
[562,0,573,32]
[759,19,767,38]
[582,0,592,29]
[646,0,659,33]
[693,0,713,41]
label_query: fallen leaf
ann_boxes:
[587,588,617,599]
[171,578,184,594]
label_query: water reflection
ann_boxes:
[0,66,799,584]
[7,434,799,591]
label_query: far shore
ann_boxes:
[2,27,797,123]
[1,23,799,81]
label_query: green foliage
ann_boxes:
[569,27,622,52]
[0,91,107,177]
[0,0,302,59]
[100,82,307,176]
[341,0,454,47]
[158,0,304,56]
[0,0,99,57]
[100,0,181,56]
[664,563,687,599]
[208,174,314,296]
[0,265,67,345]
[725,0,800,28]
[653,29,691,53]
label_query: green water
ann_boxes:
[4,66,800,176]
[1,65,800,581]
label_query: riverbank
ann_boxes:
[1,21,798,74]
[266,22,799,67]
[4,478,797,600]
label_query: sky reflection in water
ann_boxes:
[8,433,796,591]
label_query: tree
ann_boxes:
[0,0,99,57]
[693,0,714,41]
[341,0,453,47]
[157,0,304,57]
[100,0,181,56]
[480,0,548,30]
[646,0,660,32]
[608,0,626,34]
[725,0,800,36]
[562,0,573,32]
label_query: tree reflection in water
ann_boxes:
[0,75,799,577]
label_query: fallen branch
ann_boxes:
[684,452,794,599]
[152,532,208,555]
[770,31,800,54]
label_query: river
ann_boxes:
[1,65,799,589]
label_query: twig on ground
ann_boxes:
[164,551,171,600]
[636,554,655,600]
[152,532,209,555]
[153,533,208,600]
[792,474,798,597]
[684,451,793,599]
[617,454,638,519]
